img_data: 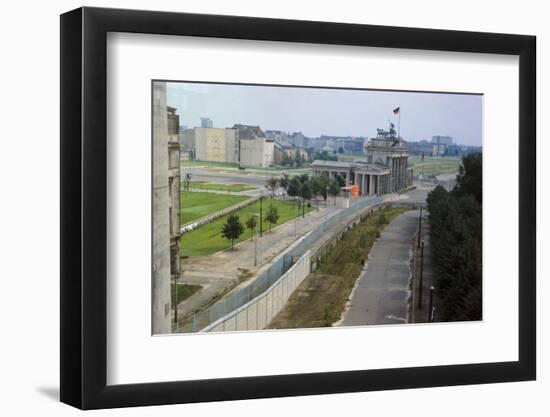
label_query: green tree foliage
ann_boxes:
[335,174,346,187]
[245,215,257,239]
[453,153,482,204]
[300,180,313,201]
[279,173,290,191]
[264,205,280,232]
[311,174,329,200]
[294,152,304,168]
[427,153,482,321]
[221,214,244,250]
[328,178,341,204]
[265,176,279,197]
[287,176,301,197]
[313,151,337,161]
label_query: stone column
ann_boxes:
[392,158,399,192]
[152,82,172,335]
[369,175,373,196]
[399,156,404,190]
[399,157,403,190]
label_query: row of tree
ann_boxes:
[427,153,482,321]
[221,205,280,250]
[280,152,308,168]
[266,173,345,203]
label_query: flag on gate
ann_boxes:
[393,106,400,114]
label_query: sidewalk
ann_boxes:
[340,210,419,326]
[411,216,439,323]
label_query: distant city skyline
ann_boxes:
[166,81,482,147]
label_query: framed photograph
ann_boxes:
[60,6,536,409]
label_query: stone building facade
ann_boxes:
[191,127,238,163]
[311,125,413,196]
[152,83,181,334]
[233,124,274,168]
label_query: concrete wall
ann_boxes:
[180,128,195,151]
[193,127,238,163]
[239,137,265,167]
[195,127,227,162]
[203,251,311,332]
[224,129,238,163]
[239,138,274,167]
[152,82,172,334]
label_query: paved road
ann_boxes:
[181,167,274,187]
[340,210,419,326]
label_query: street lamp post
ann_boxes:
[253,213,260,267]
[418,240,425,309]
[294,199,298,238]
[259,195,263,236]
[324,186,329,230]
[173,273,178,331]
[417,207,423,248]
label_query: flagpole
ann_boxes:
[398,109,401,138]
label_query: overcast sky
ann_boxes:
[166,81,482,146]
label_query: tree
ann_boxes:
[294,152,303,168]
[328,177,340,204]
[427,178,482,322]
[265,176,279,197]
[281,152,292,166]
[335,174,346,187]
[310,176,322,199]
[245,215,257,240]
[300,180,313,201]
[264,205,280,232]
[453,153,482,204]
[317,174,329,200]
[338,146,344,154]
[287,176,301,197]
[221,214,244,250]
[279,173,290,193]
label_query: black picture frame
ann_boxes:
[60,6,536,410]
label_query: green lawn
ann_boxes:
[185,182,255,192]
[180,159,310,176]
[409,156,461,177]
[171,283,202,305]
[180,160,240,169]
[180,198,314,257]
[337,152,366,162]
[180,191,249,225]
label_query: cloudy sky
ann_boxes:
[166,81,482,146]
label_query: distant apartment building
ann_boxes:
[432,135,453,156]
[265,130,288,143]
[152,83,181,334]
[408,140,437,156]
[193,127,238,163]
[234,124,274,168]
[200,117,213,128]
[320,135,366,153]
[179,128,195,152]
[273,142,305,164]
[288,131,306,148]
